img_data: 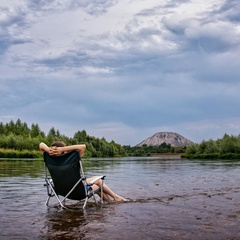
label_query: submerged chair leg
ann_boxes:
[45,196,51,206]
[45,180,53,206]
[100,178,104,204]
[83,197,88,209]
[92,193,98,205]
[45,179,66,209]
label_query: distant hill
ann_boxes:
[136,132,193,147]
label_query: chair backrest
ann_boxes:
[44,150,86,200]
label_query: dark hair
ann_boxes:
[51,141,66,147]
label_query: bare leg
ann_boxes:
[91,184,112,202]
[87,177,128,202]
[102,184,128,201]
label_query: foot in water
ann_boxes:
[114,195,130,202]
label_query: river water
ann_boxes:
[1,157,240,239]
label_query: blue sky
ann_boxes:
[1,0,240,146]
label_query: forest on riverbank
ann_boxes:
[123,143,185,156]
[0,119,240,159]
[0,119,126,158]
[183,133,240,159]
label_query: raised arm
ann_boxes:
[39,142,50,153]
[56,144,86,157]
[39,142,86,157]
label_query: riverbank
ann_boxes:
[183,152,240,160]
[150,153,182,159]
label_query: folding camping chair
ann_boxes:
[43,150,105,209]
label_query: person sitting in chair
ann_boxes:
[39,141,128,202]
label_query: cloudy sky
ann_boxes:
[1,0,240,146]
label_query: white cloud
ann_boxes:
[0,0,240,146]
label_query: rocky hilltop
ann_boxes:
[137,132,193,147]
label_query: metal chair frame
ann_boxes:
[43,150,105,209]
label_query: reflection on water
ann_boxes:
[1,158,240,239]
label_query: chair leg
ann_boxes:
[57,197,66,208]
[45,196,50,206]
[92,194,98,205]
[48,186,66,208]
[100,180,104,204]
[83,197,88,209]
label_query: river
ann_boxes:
[1,157,240,239]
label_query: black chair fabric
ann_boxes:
[44,150,86,200]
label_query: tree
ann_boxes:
[220,134,237,154]
[47,127,57,144]
[0,122,4,134]
[205,139,219,154]
[74,130,87,142]
[31,123,41,137]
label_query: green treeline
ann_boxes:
[0,119,126,158]
[183,133,240,159]
[123,143,185,156]
[1,119,240,159]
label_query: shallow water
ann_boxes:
[1,158,240,239]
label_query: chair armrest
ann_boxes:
[87,175,106,185]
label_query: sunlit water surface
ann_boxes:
[1,157,240,239]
